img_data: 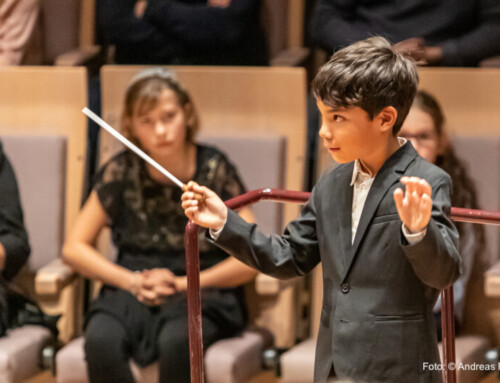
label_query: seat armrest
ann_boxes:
[255,273,297,295]
[54,45,101,66]
[484,260,500,297]
[35,258,77,296]
[270,47,311,67]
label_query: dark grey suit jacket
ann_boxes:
[213,142,461,383]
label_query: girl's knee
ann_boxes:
[84,316,128,358]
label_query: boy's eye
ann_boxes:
[139,117,152,125]
[333,115,344,122]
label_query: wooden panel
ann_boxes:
[418,67,500,136]
[80,0,96,47]
[100,65,308,224]
[0,66,88,235]
[288,0,305,48]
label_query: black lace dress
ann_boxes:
[85,144,248,366]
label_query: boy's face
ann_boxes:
[317,99,383,165]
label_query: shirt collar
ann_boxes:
[350,137,407,186]
[350,160,373,186]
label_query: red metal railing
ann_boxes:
[184,188,500,383]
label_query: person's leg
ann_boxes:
[158,315,221,383]
[84,313,135,383]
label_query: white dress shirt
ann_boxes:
[351,138,425,244]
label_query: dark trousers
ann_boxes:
[84,313,221,383]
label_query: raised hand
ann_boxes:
[181,181,228,230]
[393,38,425,62]
[134,0,147,18]
[393,38,443,65]
[393,176,432,234]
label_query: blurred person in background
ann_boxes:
[399,90,486,340]
[313,0,500,67]
[63,68,257,383]
[0,140,30,281]
[98,0,268,65]
[0,0,41,65]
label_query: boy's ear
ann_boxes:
[376,106,398,133]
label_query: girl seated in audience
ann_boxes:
[63,68,257,383]
[399,90,485,340]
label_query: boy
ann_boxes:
[182,36,461,383]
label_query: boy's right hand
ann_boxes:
[181,181,228,231]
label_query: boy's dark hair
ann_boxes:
[312,36,419,134]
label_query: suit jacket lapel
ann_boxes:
[335,163,354,270]
[342,142,418,281]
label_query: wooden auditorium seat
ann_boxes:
[98,65,308,349]
[55,65,307,383]
[0,67,88,381]
[0,136,66,383]
[56,134,284,383]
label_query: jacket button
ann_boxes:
[341,283,350,294]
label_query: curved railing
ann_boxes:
[184,188,500,383]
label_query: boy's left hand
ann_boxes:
[393,177,432,234]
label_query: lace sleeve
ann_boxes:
[214,153,247,201]
[92,152,131,222]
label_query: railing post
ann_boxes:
[185,221,204,383]
[441,286,456,383]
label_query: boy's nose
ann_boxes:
[318,123,332,140]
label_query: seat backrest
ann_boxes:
[0,67,88,236]
[0,67,88,341]
[1,136,67,272]
[199,134,286,235]
[261,0,289,59]
[40,0,80,64]
[418,68,500,136]
[451,136,500,265]
[99,65,307,226]
[451,136,500,342]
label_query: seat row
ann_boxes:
[0,65,500,383]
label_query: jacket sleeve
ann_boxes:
[440,0,500,66]
[98,0,169,45]
[402,172,461,290]
[0,147,30,280]
[212,187,321,280]
[144,0,259,48]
